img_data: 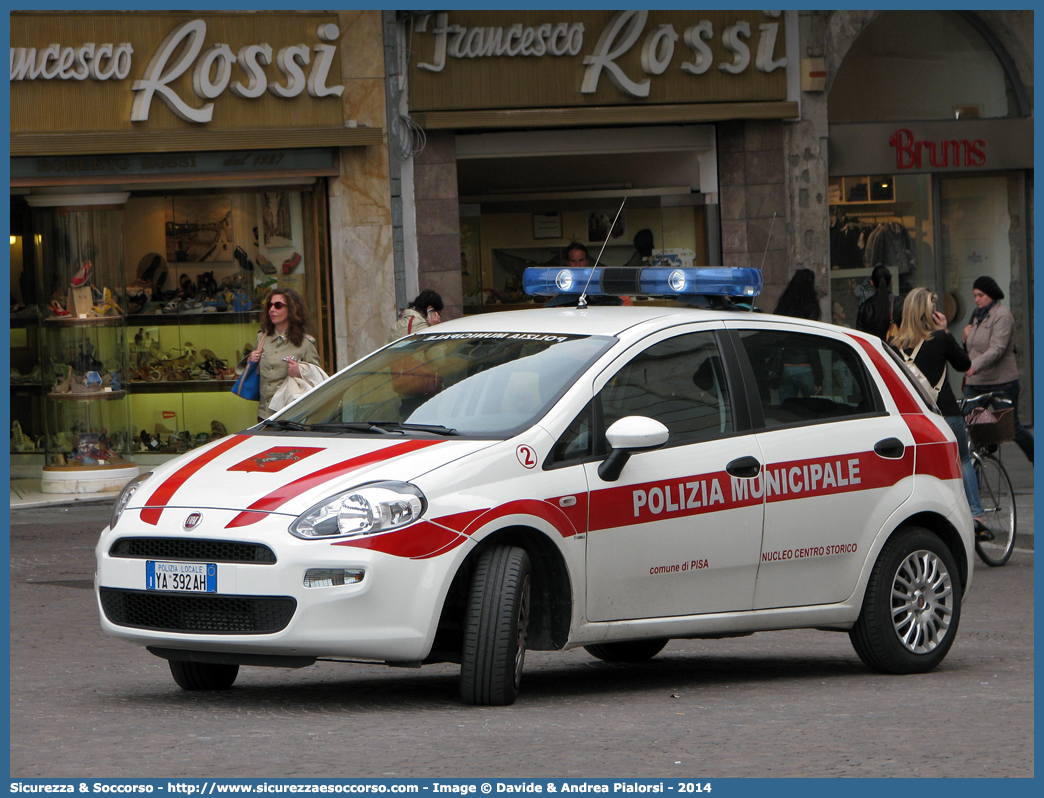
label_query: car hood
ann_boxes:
[127,432,492,525]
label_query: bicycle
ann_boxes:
[960,391,1018,567]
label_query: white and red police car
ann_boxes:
[96,266,973,705]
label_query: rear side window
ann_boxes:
[736,328,880,428]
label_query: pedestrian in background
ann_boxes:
[963,275,1033,464]
[391,289,444,342]
[773,268,823,398]
[247,288,321,422]
[856,264,902,341]
[893,287,987,535]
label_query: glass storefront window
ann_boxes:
[460,199,709,313]
[12,185,333,466]
[122,189,329,452]
[828,173,934,328]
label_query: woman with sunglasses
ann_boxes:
[247,288,321,422]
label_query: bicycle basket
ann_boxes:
[965,406,1015,447]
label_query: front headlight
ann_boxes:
[110,472,153,530]
[289,481,426,540]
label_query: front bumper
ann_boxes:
[95,509,461,662]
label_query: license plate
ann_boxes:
[146,561,217,593]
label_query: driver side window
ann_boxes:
[600,331,733,447]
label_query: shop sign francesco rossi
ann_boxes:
[410,9,789,106]
[10,18,345,123]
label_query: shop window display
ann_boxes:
[13,188,328,473]
[827,173,934,329]
[122,191,316,456]
[28,204,137,490]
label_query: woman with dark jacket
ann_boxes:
[856,264,902,340]
[892,287,986,534]
[962,275,1033,464]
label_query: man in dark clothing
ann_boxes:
[856,264,902,340]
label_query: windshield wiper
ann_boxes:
[260,419,310,431]
[367,421,459,436]
[308,422,397,435]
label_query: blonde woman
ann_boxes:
[893,288,987,537]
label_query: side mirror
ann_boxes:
[598,416,669,482]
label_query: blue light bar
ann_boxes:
[523,266,762,298]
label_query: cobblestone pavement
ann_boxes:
[9,503,1033,779]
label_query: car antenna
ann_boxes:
[750,211,776,312]
[577,196,627,310]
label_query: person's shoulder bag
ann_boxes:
[902,339,946,401]
[232,333,267,401]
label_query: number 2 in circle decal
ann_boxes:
[516,444,537,469]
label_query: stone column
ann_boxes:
[330,10,396,368]
[784,10,832,322]
[412,131,463,321]
[718,119,790,312]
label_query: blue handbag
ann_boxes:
[231,334,266,401]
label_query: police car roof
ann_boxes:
[426,306,718,338]
[420,306,881,354]
[428,305,834,338]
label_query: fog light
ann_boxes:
[303,568,365,588]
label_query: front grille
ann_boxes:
[99,588,295,634]
[109,538,276,564]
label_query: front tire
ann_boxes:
[168,659,239,691]
[973,454,1017,567]
[849,526,961,674]
[460,546,532,706]
[584,638,669,663]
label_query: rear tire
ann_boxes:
[973,454,1017,567]
[584,638,669,663]
[168,659,239,691]
[460,546,532,706]
[849,526,961,674]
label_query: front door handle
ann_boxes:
[726,455,762,478]
[874,437,905,459]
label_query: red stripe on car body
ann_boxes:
[456,499,581,538]
[225,440,442,528]
[589,449,915,532]
[914,441,962,481]
[332,520,465,559]
[139,435,249,525]
[335,498,580,560]
[547,493,589,535]
[903,412,951,445]
[432,509,489,534]
[851,335,921,414]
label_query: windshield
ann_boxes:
[280,331,615,437]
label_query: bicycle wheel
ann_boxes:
[973,454,1017,566]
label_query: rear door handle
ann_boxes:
[726,455,762,478]
[874,437,905,459]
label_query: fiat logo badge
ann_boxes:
[183,512,203,530]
